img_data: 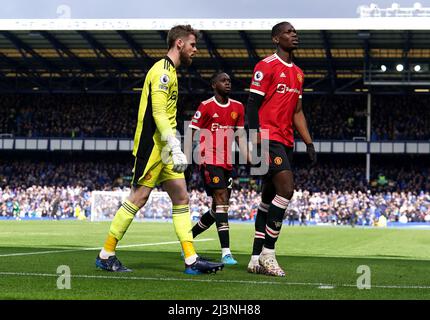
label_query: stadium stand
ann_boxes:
[1,94,430,140]
[1,153,429,224]
[0,29,429,226]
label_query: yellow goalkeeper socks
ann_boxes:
[172,205,193,242]
[181,241,196,260]
[107,199,139,241]
[172,205,197,264]
[102,234,118,254]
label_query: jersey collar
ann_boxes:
[164,56,175,70]
[275,53,293,68]
[212,96,231,108]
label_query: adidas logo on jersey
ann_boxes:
[213,113,219,118]
[280,72,286,78]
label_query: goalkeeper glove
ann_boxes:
[167,135,188,173]
[306,143,317,168]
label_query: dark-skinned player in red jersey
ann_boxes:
[186,72,247,265]
[246,22,317,277]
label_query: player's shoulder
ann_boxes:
[200,96,215,106]
[150,57,175,74]
[253,54,277,73]
[293,63,304,75]
[197,97,215,111]
[253,54,276,68]
[229,98,245,109]
[262,54,277,64]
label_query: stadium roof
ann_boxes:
[0,27,429,94]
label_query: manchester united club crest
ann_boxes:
[297,73,303,83]
[274,157,283,165]
[231,111,238,120]
[213,176,220,184]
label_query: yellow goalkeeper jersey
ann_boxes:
[133,56,178,158]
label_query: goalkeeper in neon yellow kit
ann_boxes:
[95,25,224,275]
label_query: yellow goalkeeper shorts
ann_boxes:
[131,144,184,188]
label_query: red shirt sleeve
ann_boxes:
[249,61,273,97]
[189,103,208,130]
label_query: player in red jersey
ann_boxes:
[186,72,246,265]
[246,22,317,276]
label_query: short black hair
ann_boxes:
[210,71,228,86]
[271,21,291,38]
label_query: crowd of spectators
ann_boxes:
[303,95,367,140]
[1,91,429,224]
[0,157,131,190]
[1,93,430,140]
[371,95,430,140]
[0,185,92,220]
[286,190,430,225]
[0,94,139,138]
[2,184,429,225]
[1,156,429,224]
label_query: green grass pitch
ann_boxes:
[0,220,430,300]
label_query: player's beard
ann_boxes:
[179,48,192,67]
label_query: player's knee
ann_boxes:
[277,188,294,200]
[128,192,148,208]
[128,188,150,208]
[171,191,189,205]
[212,190,229,206]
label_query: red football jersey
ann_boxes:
[189,97,245,170]
[249,53,304,147]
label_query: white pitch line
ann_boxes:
[0,272,430,290]
[0,238,215,258]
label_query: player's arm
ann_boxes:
[150,70,187,172]
[293,98,317,167]
[247,63,271,143]
[235,128,250,165]
[235,105,250,164]
[246,92,264,131]
[183,126,198,182]
[293,98,312,144]
[185,105,207,165]
[150,71,174,141]
[184,127,198,165]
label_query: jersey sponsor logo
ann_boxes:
[231,111,238,120]
[274,157,283,165]
[254,71,264,81]
[213,113,219,118]
[276,83,300,94]
[297,73,303,83]
[212,176,220,184]
[211,123,235,131]
[194,111,201,119]
[160,74,170,84]
[280,72,286,78]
